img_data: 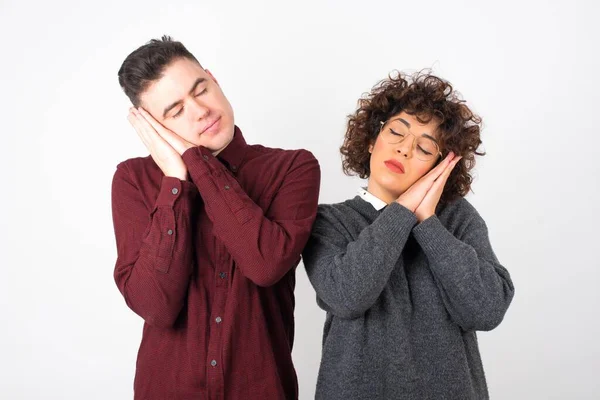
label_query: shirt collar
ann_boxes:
[357,187,388,211]
[217,125,248,171]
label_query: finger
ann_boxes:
[435,156,462,185]
[137,108,167,136]
[138,108,180,142]
[139,108,197,157]
[132,109,163,144]
[432,152,460,179]
[423,158,458,203]
[137,107,184,153]
[139,107,197,149]
[128,111,151,148]
[445,155,462,175]
[410,152,455,195]
[414,156,462,213]
[399,153,457,207]
[130,109,171,153]
[424,152,455,182]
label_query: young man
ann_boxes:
[111,36,320,400]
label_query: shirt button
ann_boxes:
[167,229,173,235]
[219,272,227,279]
[215,316,222,324]
[224,185,230,190]
[231,165,237,171]
[210,360,217,367]
[171,188,179,195]
[203,155,209,160]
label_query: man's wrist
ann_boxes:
[164,171,188,181]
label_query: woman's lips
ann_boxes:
[384,160,405,174]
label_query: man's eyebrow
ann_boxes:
[162,100,182,119]
[398,118,411,128]
[188,77,206,95]
[162,78,207,118]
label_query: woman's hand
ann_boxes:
[413,155,462,222]
[396,152,456,213]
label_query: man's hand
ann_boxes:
[137,108,196,156]
[128,108,189,180]
[395,152,459,220]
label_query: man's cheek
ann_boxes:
[168,122,186,138]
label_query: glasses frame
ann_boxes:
[379,119,443,162]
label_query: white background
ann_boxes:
[1,0,599,399]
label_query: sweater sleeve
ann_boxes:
[302,202,417,319]
[411,204,514,332]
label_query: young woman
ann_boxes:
[303,72,514,400]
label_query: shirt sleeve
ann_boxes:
[411,206,515,332]
[181,146,320,287]
[111,163,198,328]
[302,202,418,319]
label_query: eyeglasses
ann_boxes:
[379,119,442,162]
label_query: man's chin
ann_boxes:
[198,137,229,156]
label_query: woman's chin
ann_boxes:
[376,177,406,195]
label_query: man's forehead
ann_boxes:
[142,60,205,100]
[141,72,204,114]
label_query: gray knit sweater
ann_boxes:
[302,196,514,400]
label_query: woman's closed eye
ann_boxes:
[389,128,405,137]
[417,145,433,155]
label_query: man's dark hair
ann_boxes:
[118,35,200,106]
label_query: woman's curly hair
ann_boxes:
[341,70,484,204]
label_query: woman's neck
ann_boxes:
[366,180,398,205]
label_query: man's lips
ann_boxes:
[200,116,221,134]
[384,160,405,174]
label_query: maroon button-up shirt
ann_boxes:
[111,127,320,399]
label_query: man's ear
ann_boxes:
[205,69,220,86]
[368,143,373,153]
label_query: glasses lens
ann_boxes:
[381,120,440,161]
[381,122,407,144]
[415,138,439,161]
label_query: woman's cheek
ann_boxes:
[415,164,433,180]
